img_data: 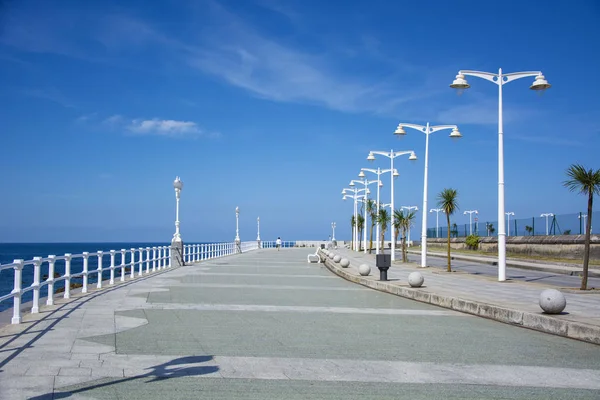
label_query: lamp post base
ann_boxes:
[170,239,184,267]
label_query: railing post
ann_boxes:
[109,250,116,285]
[82,252,89,293]
[96,251,103,289]
[64,254,72,299]
[120,249,126,282]
[152,247,157,271]
[159,246,164,269]
[145,247,151,273]
[46,255,56,306]
[130,248,136,279]
[138,248,144,276]
[168,246,172,267]
[31,257,42,313]
[11,259,24,324]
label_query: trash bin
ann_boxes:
[376,254,391,281]
[320,244,325,249]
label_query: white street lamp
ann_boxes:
[464,210,478,236]
[579,214,588,234]
[400,206,418,247]
[541,213,554,235]
[429,208,444,239]
[331,222,336,241]
[367,149,417,261]
[172,176,184,243]
[235,206,240,244]
[352,177,379,254]
[505,212,514,236]
[450,68,551,282]
[257,217,261,242]
[395,123,461,267]
[360,168,394,255]
[342,188,367,251]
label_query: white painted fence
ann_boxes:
[0,241,259,325]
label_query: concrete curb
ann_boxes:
[318,249,600,346]
[407,250,600,278]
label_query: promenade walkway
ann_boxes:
[1,248,600,399]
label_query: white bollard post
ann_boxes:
[138,248,143,276]
[11,259,24,324]
[152,247,157,271]
[130,248,136,279]
[46,255,56,306]
[64,254,72,299]
[82,252,89,293]
[109,250,116,285]
[96,251,103,289]
[31,257,42,313]
[120,249,126,282]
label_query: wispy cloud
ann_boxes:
[21,87,76,109]
[97,115,219,138]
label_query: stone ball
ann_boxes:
[340,258,350,268]
[333,255,342,263]
[358,264,371,276]
[408,271,424,288]
[539,289,566,314]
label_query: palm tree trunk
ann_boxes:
[446,214,451,272]
[582,192,593,290]
[369,223,374,254]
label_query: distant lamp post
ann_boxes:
[172,176,184,243]
[360,168,393,255]
[235,207,241,252]
[505,212,515,236]
[352,177,379,254]
[342,186,368,251]
[541,213,554,235]
[331,222,336,241]
[464,210,478,236]
[256,217,261,247]
[400,206,418,246]
[430,208,444,238]
[579,213,588,234]
[450,68,551,282]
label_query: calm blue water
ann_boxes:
[0,242,170,312]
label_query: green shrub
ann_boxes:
[465,234,480,250]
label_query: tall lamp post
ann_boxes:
[450,68,551,281]
[331,222,336,241]
[464,210,478,236]
[541,213,554,235]
[505,212,514,236]
[256,217,261,247]
[360,168,394,254]
[342,188,367,251]
[351,178,378,254]
[367,149,417,261]
[235,206,240,252]
[394,123,461,267]
[400,206,419,247]
[579,214,588,235]
[172,176,183,244]
[430,208,444,238]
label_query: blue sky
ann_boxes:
[1,0,599,243]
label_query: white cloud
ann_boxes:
[127,119,200,136]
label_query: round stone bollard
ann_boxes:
[358,264,371,276]
[340,258,350,268]
[408,271,424,288]
[539,289,566,314]
[333,255,342,263]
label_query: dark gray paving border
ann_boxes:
[318,250,600,346]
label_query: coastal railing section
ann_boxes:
[261,240,295,248]
[0,241,259,325]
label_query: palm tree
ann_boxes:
[437,188,459,272]
[563,164,600,290]
[393,209,406,261]
[377,208,390,253]
[401,210,416,262]
[367,200,377,253]
[350,215,356,250]
[357,214,365,251]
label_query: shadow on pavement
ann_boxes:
[28,355,219,399]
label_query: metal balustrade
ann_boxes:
[0,241,260,325]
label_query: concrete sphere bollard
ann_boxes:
[539,289,566,314]
[333,255,342,263]
[408,271,424,288]
[358,264,371,276]
[340,258,350,268]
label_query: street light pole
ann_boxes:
[360,168,393,255]
[235,206,240,252]
[400,206,419,246]
[342,188,367,251]
[464,210,478,236]
[172,177,183,244]
[256,216,261,245]
[430,209,444,239]
[450,68,551,281]
[331,222,336,241]
[394,123,461,267]
[367,150,417,261]
[579,214,588,234]
[541,213,554,235]
[505,212,514,236]
[352,177,378,254]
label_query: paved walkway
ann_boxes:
[1,248,600,399]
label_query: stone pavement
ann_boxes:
[327,248,600,345]
[1,248,600,399]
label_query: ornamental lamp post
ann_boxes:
[505,212,515,236]
[464,210,478,236]
[360,168,393,254]
[450,68,550,281]
[257,217,261,247]
[172,176,183,244]
[331,222,336,241]
[235,206,240,252]
[541,213,554,235]
[400,206,418,247]
[430,208,444,238]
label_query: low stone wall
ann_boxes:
[427,235,600,260]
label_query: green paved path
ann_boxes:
[1,248,600,399]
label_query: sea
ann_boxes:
[0,242,173,313]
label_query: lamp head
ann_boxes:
[449,127,462,140]
[358,170,366,178]
[173,176,183,190]
[393,169,399,178]
[367,152,376,162]
[408,152,417,161]
[530,74,551,91]
[379,181,383,187]
[394,125,407,136]
[450,72,470,95]
[349,181,355,187]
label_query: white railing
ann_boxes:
[0,240,260,325]
[261,240,296,248]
